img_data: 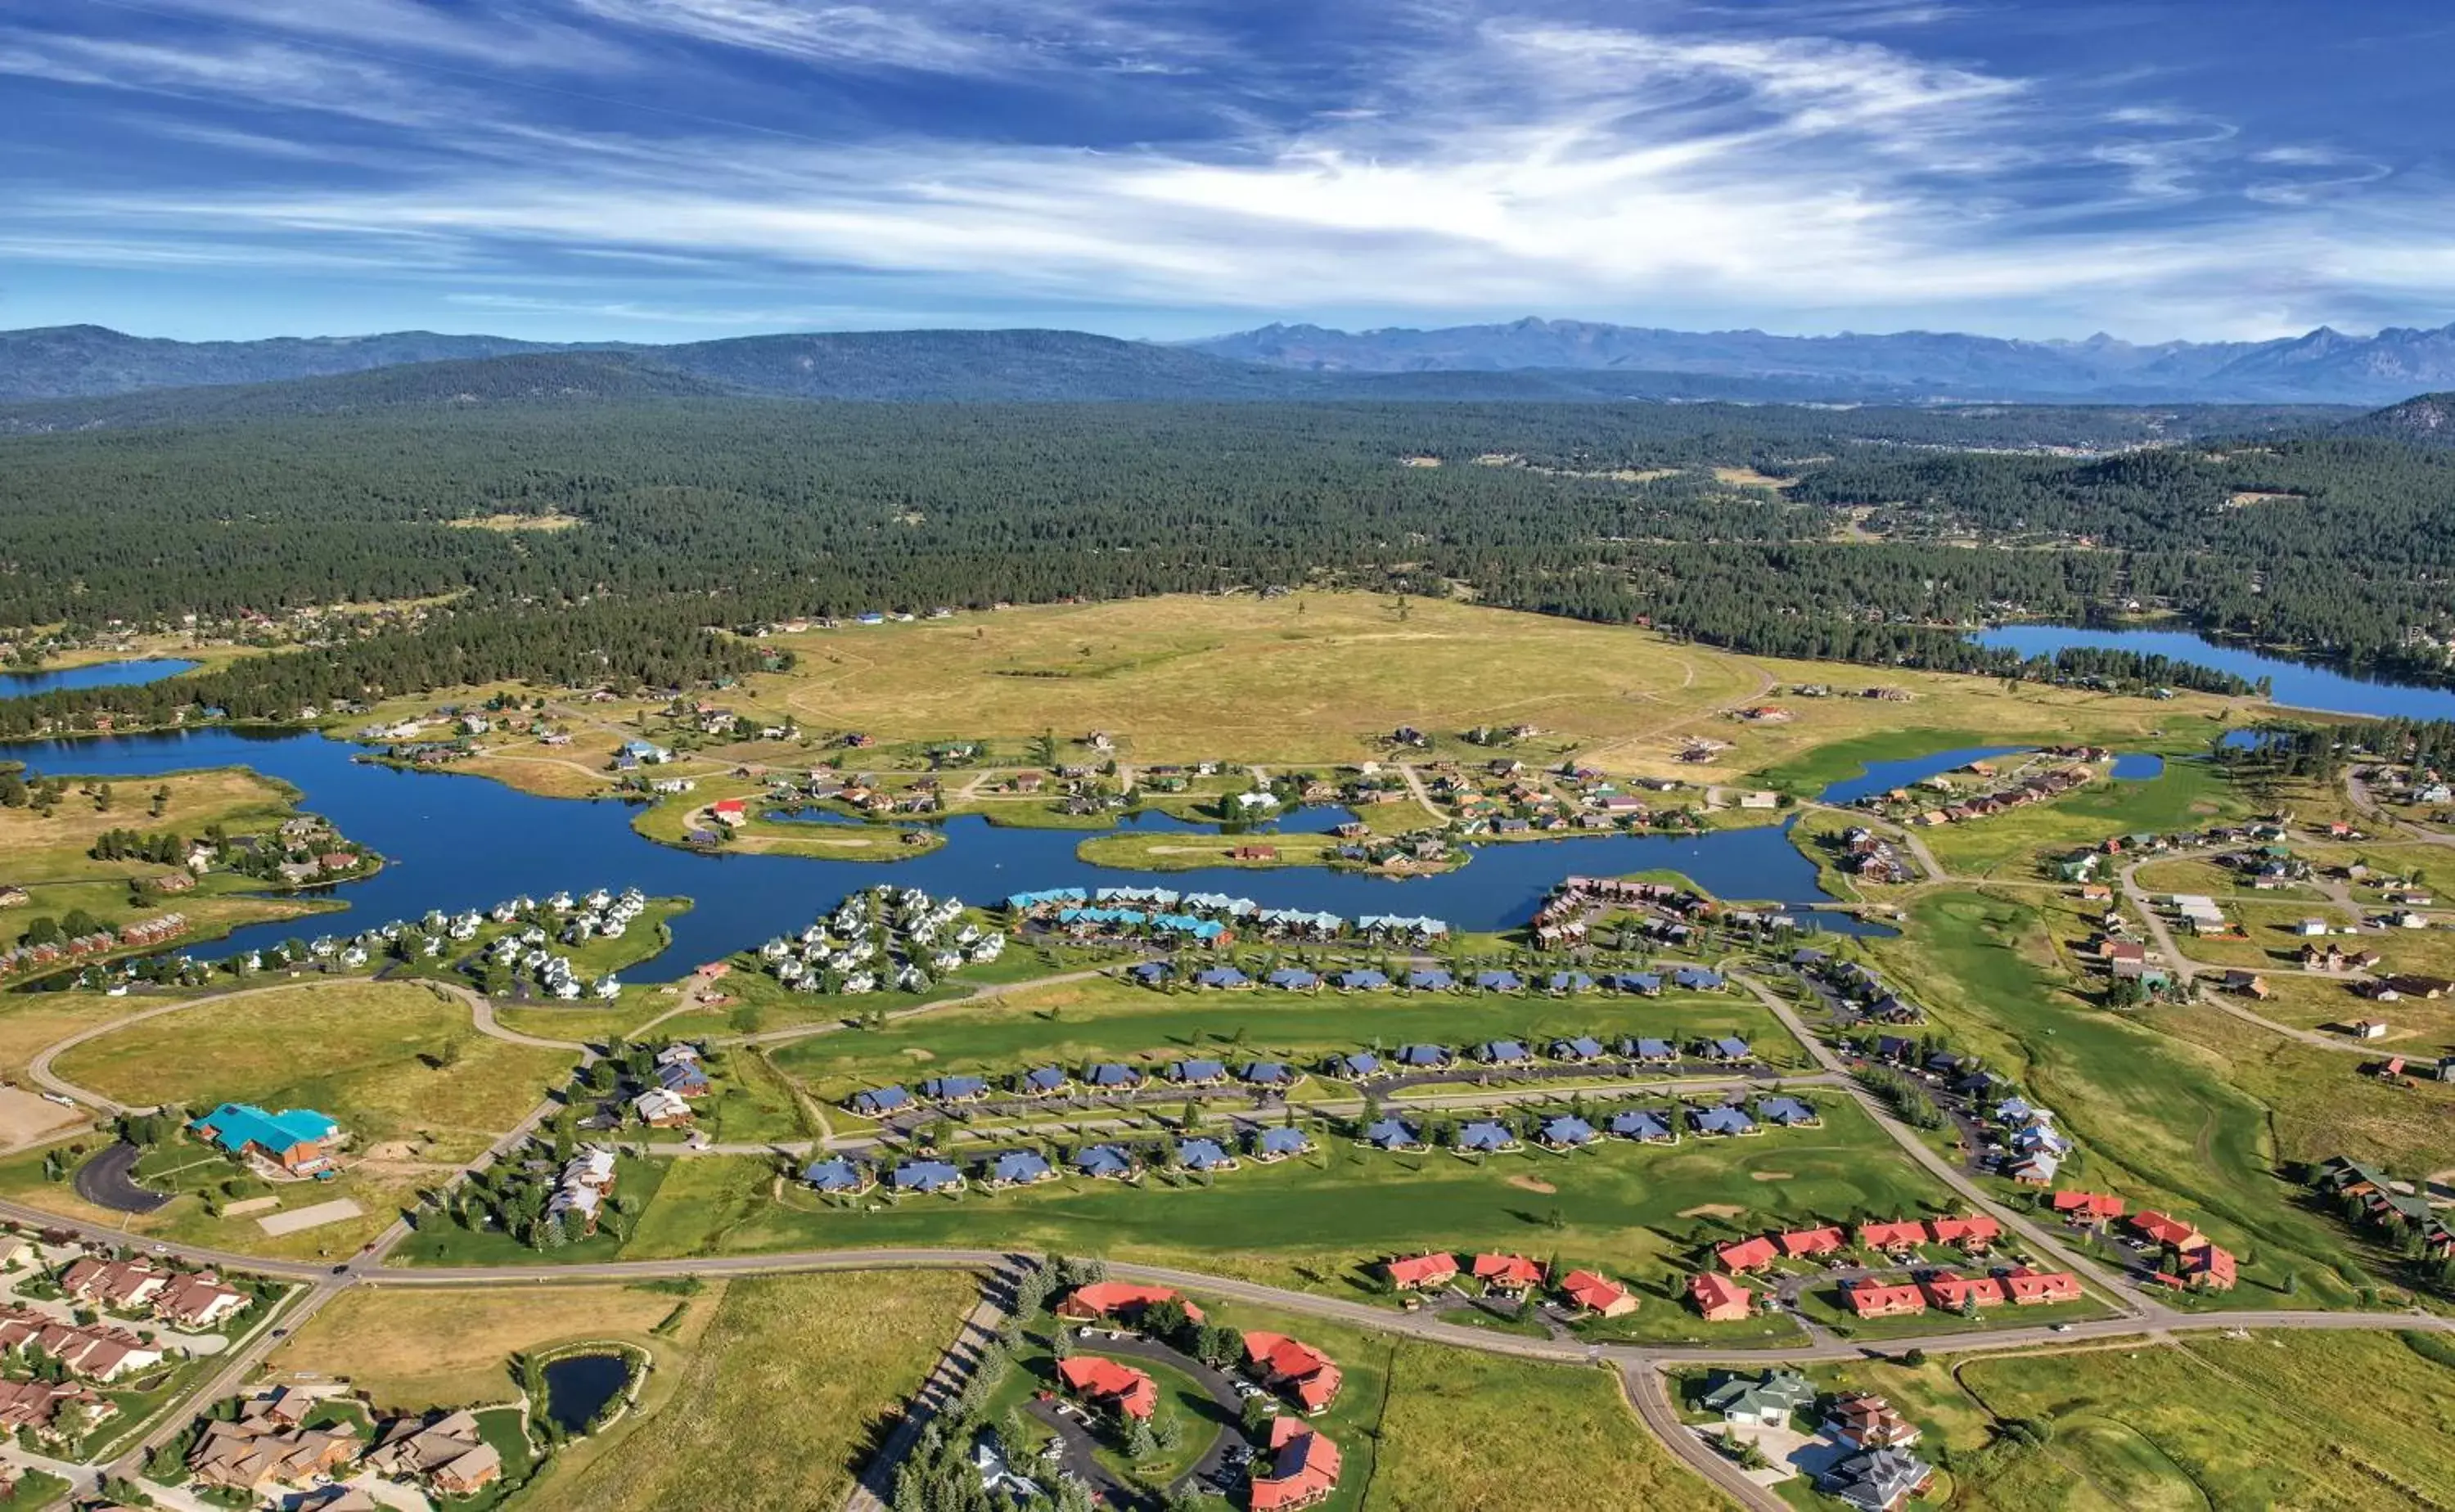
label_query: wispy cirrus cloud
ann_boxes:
[3,1,2452,340]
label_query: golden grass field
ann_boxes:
[50,978,578,1163]
[264,1282,723,1411]
[517,1270,979,1512]
[1365,1349,1723,1512]
[0,767,297,883]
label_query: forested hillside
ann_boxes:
[2,397,2449,732]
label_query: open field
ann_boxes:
[751,594,1768,769]
[1920,758,2250,880]
[49,978,578,1163]
[769,974,1804,1102]
[1366,1349,1723,1512]
[1944,1330,2455,1510]
[515,1270,978,1512]
[1874,886,2415,1306]
[264,1281,723,1411]
[0,767,300,881]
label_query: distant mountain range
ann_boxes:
[1185,317,2455,404]
[6,316,2455,418]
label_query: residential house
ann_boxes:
[1057,1283,1204,1328]
[1469,1253,1545,1297]
[1823,1447,1936,1512]
[1056,1356,1159,1420]
[2003,1269,2083,1305]
[1827,1393,1922,1450]
[366,1409,502,1496]
[1249,1419,1342,1512]
[1700,1369,1815,1428]
[1845,1280,1926,1320]
[1383,1253,1458,1291]
[2047,1190,2124,1225]
[187,1395,359,1492]
[1716,1236,1778,1274]
[1778,1226,1847,1260]
[1245,1331,1343,1413]
[1688,1271,1753,1322]
[1556,1270,1637,1318]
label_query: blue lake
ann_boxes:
[0,727,1890,977]
[0,659,198,697]
[2111,753,2165,780]
[1815,746,2027,808]
[1971,625,2455,723]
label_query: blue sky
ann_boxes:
[4,1,2453,343]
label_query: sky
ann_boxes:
[4,1,2453,344]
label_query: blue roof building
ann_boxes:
[1336,969,1390,990]
[1690,1106,1757,1136]
[1177,1137,1235,1171]
[986,1150,1053,1186]
[1478,1040,1531,1065]
[1020,1066,1070,1095]
[190,1103,342,1172]
[802,1156,870,1192]
[890,1159,964,1193]
[1396,1044,1450,1068]
[655,1061,711,1096]
[1168,1059,1228,1084]
[850,1086,911,1117]
[1758,1096,1820,1127]
[1547,971,1595,993]
[1552,1037,1606,1061]
[1240,1061,1291,1086]
[1675,966,1728,991]
[1257,1126,1312,1159]
[1266,967,1321,990]
[1541,1115,1597,1148]
[1085,1063,1142,1089]
[1708,1036,1752,1061]
[1074,1144,1135,1178]
[923,1075,989,1101]
[1331,1051,1382,1078]
[1404,968,1455,990]
[1458,1120,1518,1152]
[1364,1118,1421,1149]
[1194,966,1250,989]
[1626,1037,1677,1062]
[1129,961,1172,985]
[1473,970,1523,992]
[1610,972,1663,995]
[1607,1110,1674,1142]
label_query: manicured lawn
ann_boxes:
[264,1281,720,1411]
[770,975,1807,1102]
[1073,827,1354,871]
[50,978,579,1163]
[602,1100,1956,1337]
[514,1270,978,1512]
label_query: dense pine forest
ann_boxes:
[2,395,2451,729]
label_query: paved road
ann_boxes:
[1620,1363,1788,1512]
[843,1262,1018,1512]
[1728,969,2161,1316]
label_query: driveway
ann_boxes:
[1067,1331,1246,1493]
[1023,1397,1147,1510]
[73,1141,170,1213]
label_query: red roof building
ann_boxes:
[2182,1240,2237,1291]
[1244,1332,1344,1414]
[2047,1190,2124,1222]
[1250,1419,1343,1511]
[1777,1226,1846,1259]
[1469,1253,1545,1294]
[1056,1283,1205,1326]
[1556,1271,1637,1318]
[1689,1271,1753,1322]
[1920,1272,2007,1311]
[1929,1214,2000,1249]
[1845,1280,1927,1319]
[2130,1210,2202,1248]
[1827,1393,1921,1449]
[1055,1356,1158,1420]
[1383,1253,1459,1291]
[1856,1220,1929,1251]
[2003,1269,2083,1305]
[1716,1235,1779,1273]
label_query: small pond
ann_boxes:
[2110,753,2165,780]
[542,1352,633,1434]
